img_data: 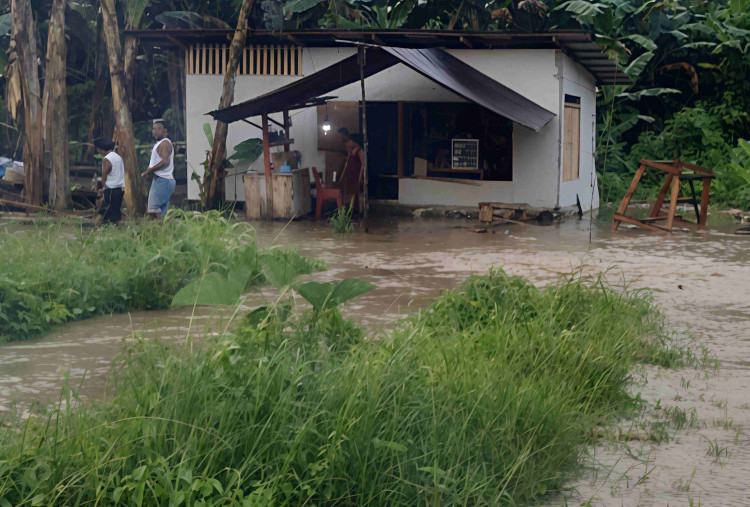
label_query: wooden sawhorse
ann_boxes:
[612,159,715,233]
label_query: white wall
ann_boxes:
[559,53,599,211]
[186,47,582,209]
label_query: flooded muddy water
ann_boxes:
[1,214,749,504]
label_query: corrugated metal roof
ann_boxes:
[127,29,628,85]
[209,47,556,131]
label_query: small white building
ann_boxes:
[134,29,626,212]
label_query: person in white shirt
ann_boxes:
[141,119,175,219]
[93,137,125,226]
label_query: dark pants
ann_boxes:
[99,187,124,224]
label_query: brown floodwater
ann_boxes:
[1,213,749,505]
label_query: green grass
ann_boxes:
[330,201,355,234]
[0,210,323,342]
[0,270,685,505]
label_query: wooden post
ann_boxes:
[611,165,645,232]
[262,113,273,217]
[283,110,290,152]
[666,175,681,232]
[649,174,673,218]
[397,102,404,178]
[699,177,711,229]
[359,46,369,228]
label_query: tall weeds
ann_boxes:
[0,270,683,505]
[0,210,323,342]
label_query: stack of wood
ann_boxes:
[478,202,554,224]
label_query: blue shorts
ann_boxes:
[147,176,176,217]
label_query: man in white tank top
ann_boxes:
[93,137,125,226]
[142,119,176,219]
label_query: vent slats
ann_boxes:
[186,45,302,76]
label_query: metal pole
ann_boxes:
[358,45,369,230]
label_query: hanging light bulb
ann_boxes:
[321,102,331,135]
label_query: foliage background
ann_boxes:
[1,0,749,207]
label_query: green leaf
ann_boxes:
[228,260,256,294]
[155,11,203,29]
[283,0,324,14]
[260,252,305,288]
[554,1,606,18]
[229,138,263,163]
[0,13,11,37]
[330,279,375,308]
[627,34,657,51]
[297,282,335,311]
[372,437,408,453]
[616,87,681,101]
[171,273,242,308]
[624,51,654,79]
[203,123,214,146]
[297,278,374,311]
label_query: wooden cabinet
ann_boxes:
[244,169,311,219]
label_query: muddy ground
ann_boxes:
[1,214,748,505]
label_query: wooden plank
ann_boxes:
[397,102,404,178]
[283,110,290,152]
[478,203,494,223]
[699,177,711,229]
[249,45,255,75]
[641,159,681,175]
[680,160,715,176]
[272,174,293,218]
[612,165,645,231]
[649,174,674,217]
[260,45,266,75]
[207,44,213,74]
[270,45,277,75]
[244,174,262,219]
[262,114,273,215]
[666,176,681,231]
[186,47,192,74]
[563,104,580,182]
[201,44,206,74]
[296,47,302,75]
[613,214,669,233]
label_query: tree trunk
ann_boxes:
[10,0,44,206]
[42,0,72,211]
[167,50,185,140]
[123,35,139,107]
[84,12,107,163]
[205,0,256,210]
[101,0,146,216]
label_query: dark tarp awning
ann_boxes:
[209,47,556,132]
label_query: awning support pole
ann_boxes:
[358,45,369,231]
[262,113,273,217]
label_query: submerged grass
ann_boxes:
[0,210,323,342]
[0,270,684,505]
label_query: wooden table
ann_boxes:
[612,159,715,233]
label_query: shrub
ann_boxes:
[0,210,323,342]
[0,270,684,505]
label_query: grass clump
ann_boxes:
[0,269,682,505]
[0,210,323,342]
[330,201,354,234]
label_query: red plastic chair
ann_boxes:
[312,167,343,220]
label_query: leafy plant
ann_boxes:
[330,201,354,233]
[228,138,262,164]
[0,211,322,342]
[297,278,375,311]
